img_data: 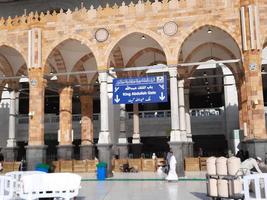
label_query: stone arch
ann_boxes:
[126,47,166,67]
[113,46,124,67]
[176,23,242,64]
[184,42,240,77]
[187,56,240,85]
[50,49,67,73]
[105,28,172,68]
[0,53,16,90]
[16,64,27,76]
[0,43,27,67]
[185,42,236,63]
[0,54,14,77]
[70,53,95,85]
[48,49,67,82]
[43,34,98,68]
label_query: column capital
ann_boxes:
[59,85,73,95]
[79,86,95,96]
[108,68,117,77]
[178,79,185,88]
[240,0,255,7]
[9,90,16,99]
[98,71,108,83]
[28,68,47,88]
[168,67,177,77]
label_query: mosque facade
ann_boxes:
[0,0,266,175]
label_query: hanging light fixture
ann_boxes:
[50,67,58,81]
[141,35,146,40]
[210,43,214,59]
[207,26,213,34]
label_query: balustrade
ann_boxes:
[17,107,227,124]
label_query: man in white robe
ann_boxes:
[166,152,178,181]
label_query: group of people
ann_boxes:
[0,151,26,172]
[157,149,265,181]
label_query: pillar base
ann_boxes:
[6,138,17,148]
[97,144,113,177]
[188,142,194,157]
[3,147,18,162]
[241,139,267,161]
[80,144,95,160]
[169,142,185,177]
[57,144,73,160]
[130,143,143,158]
[182,142,189,158]
[117,143,129,159]
[26,145,47,171]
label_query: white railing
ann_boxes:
[18,114,100,124]
[190,107,224,117]
[18,107,224,124]
[127,110,171,119]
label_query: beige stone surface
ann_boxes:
[59,86,73,145]
[0,0,266,142]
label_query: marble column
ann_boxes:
[117,104,128,158]
[5,90,18,161]
[97,71,112,177]
[107,72,120,145]
[178,79,189,163]
[80,92,94,160]
[57,86,74,160]
[178,79,187,142]
[185,88,193,156]
[168,68,180,141]
[132,104,140,144]
[168,67,184,177]
[26,68,47,170]
[98,72,110,143]
[222,66,239,154]
[131,104,142,158]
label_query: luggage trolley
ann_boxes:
[206,173,244,200]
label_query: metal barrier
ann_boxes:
[243,173,267,200]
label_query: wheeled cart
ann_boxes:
[206,174,244,200]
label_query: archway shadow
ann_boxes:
[190,192,210,200]
[76,197,87,200]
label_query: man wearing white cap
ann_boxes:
[240,157,262,175]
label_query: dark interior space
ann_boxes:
[192,135,228,157]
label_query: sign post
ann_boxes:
[112,75,168,104]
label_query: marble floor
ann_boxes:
[77,172,209,200]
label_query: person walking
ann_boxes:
[166,151,178,181]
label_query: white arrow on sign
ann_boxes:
[114,87,119,93]
[114,95,121,103]
[159,92,165,101]
[159,84,164,90]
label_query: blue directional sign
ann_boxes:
[113,75,168,104]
